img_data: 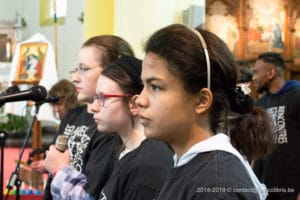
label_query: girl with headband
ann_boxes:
[136,24,274,200]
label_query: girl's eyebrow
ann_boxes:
[143,77,161,84]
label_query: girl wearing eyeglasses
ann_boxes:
[135,24,274,200]
[44,35,133,199]
[45,55,173,200]
[93,55,173,200]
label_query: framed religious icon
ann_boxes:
[204,0,298,60]
[243,0,287,59]
[14,42,48,83]
[205,0,300,80]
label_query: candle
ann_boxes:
[6,41,11,59]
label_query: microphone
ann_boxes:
[45,95,60,103]
[54,135,68,152]
[36,95,60,105]
[0,86,47,105]
[46,135,68,177]
[0,85,20,97]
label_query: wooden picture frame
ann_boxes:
[14,42,48,84]
[205,0,300,60]
[205,0,300,80]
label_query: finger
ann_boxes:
[49,145,56,151]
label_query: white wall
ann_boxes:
[1,0,205,77]
[114,0,205,59]
[114,0,175,59]
[0,0,84,79]
[0,0,21,19]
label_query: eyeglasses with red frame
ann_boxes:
[94,92,132,106]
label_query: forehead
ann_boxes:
[142,53,173,80]
[254,60,274,71]
[96,75,122,93]
[78,46,102,64]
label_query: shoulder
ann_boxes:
[89,132,122,151]
[68,104,87,114]
[61,104,90,122]
[120,139,173,175]
[156,151,259,200]
[288,86,300,97]
[139,139,173,162]
[183,151,253,186]
[140,139,172,152]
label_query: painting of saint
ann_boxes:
[15,42,48,82]
[246,0,285,54]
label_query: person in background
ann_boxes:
[48,79,81,120]
[29,79,81,173]
[43,35,134,200]
[135,24,274,199]
[252,52,300,200]
[44,55,173,200]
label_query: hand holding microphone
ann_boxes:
[44,135,70,175]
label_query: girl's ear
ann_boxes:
[195,88,212,114]
[128,95,139,116]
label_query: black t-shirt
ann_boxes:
[254,84,300,199]
[43,105,122,200]
[155,151,259,200]
[100,139,173,200]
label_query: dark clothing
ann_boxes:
[100,139,173,200]
[254,80,300,200]
[43,105,121,200]
[155,151,260,200]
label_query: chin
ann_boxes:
[77,95,85,102]
[97,125,106,132]
[144,129,163,141]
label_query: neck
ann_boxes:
[268,77,285,94]
[119,122,146,153]
[171,126,212,160]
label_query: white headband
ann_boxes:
[192,29,211,89]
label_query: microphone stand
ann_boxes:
[4,103,41,200]
[0,131,7,200]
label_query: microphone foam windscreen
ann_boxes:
[55,135,68,152]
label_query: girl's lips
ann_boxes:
[93,117,101,123]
